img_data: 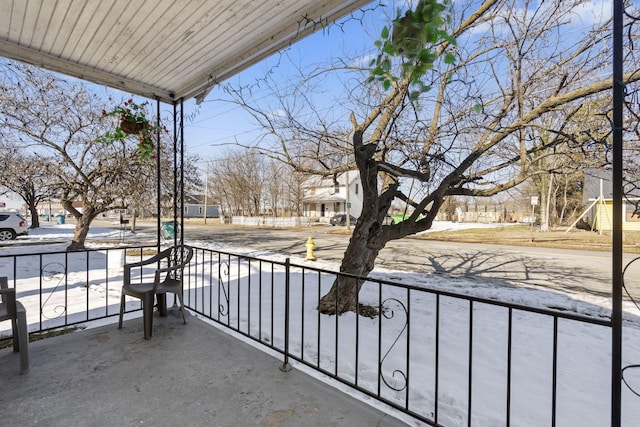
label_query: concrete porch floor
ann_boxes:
[0,311,408,427]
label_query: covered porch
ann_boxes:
[0,311,403,426]
[0,1,406,425]
[0,1,633,426]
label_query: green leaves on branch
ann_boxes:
[368,0,456,100]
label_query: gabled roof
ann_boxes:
[184,194,219,205]
[0,0,371,103]
[584,168,614,200]
[584,167,640,202]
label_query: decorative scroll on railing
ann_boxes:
[40,262,66,319]
[378,297,409,392]
[622,256,640,397]
[218,261,230,316]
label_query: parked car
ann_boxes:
[0,212,29,240]
[330,214,356,226]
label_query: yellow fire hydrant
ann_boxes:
[305,236,316,261]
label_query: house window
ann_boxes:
[355,183,359,195]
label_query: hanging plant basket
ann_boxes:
[120,118,145,134]
[98,99,168,161]
[392,14,425,54]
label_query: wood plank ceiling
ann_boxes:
[0,0,372,103]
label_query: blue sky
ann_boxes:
[181,1,390,168]
[180,0,613,170]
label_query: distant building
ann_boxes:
[182,194,219,218]
[34,200,82,217]
[581,168,640,231]
[302,172,363,222]
[34,196,220,220]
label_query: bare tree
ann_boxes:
[208,150,265,216]
[283,167,307,216]
[208,149,307,218]
[517,87,614,230]
[0,142,56,228]
[224,0,640,315]
[0,62,160,250]
[155,149,203,219]
[263,158,308,216]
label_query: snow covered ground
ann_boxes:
[1,222,640,426]
[417,220,520,233]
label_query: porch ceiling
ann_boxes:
[0,0,371,104]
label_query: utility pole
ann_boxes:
[203,170,209,224]
[345,135,351,228]
[345,168,350,227]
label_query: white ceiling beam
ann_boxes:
[0,40,176,103]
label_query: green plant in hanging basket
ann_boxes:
[368,0,457,100]
[97,99,167,160]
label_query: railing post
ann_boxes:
[280,257,292,372]
[611,1,624,426]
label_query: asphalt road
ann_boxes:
[164,221,639,301]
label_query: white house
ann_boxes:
[302,171,363,223]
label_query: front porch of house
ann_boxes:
[0,1,633,425]
[0,310,404,426]
[0,243,628,426]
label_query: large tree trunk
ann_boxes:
[64,203,97,251]
[318,221,387,315]
[27,203,40,229]
[317,113,415,315]
[318,122,394,315]
[67,215,93,251]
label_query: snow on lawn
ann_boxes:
[21,223,128,242]
[417,220,520,234]
[1,223,640,426]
